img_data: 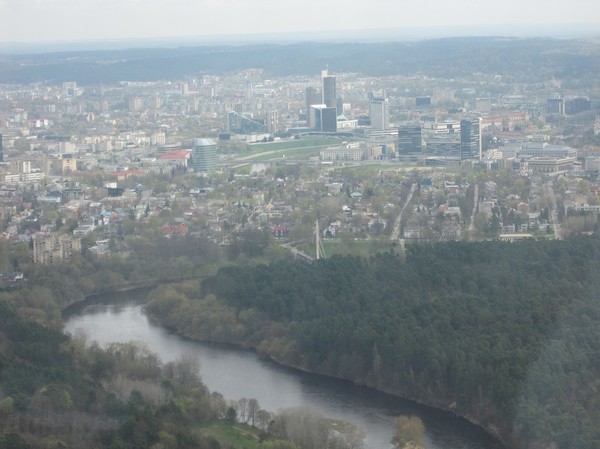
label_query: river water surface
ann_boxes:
[63,289,504,449]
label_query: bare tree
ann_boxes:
[271,406,329,449]
[237,397,248,423]
[247,398,259,426]
[256,409,272,432]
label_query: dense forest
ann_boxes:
[0,297,219,448]
[0,234,367,449]
[146,236,600,449]
[0,37,599,86]
[0,293,370,449]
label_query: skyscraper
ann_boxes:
[397,123,422,155]
[369,95,390,130]
[310,105,337,133]
[306,87,319,112]
[321,70,336,110]
[192,138,217,173]
[266,109,279,134]
[460,118,482,160]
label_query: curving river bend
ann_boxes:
[63,289,504,449]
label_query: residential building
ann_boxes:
[33,233,81,264]
[128,96,142,111]
[266,109,279,134]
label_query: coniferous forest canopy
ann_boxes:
[146,236,600,449]
[3,222,600,448]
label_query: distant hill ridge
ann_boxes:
[0,37,598,84]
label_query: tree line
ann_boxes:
[147,235,600,449]
[0,285,368,448]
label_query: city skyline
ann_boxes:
[0,0,599,46]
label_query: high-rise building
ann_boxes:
[565,97,591,115]
[33,234,81,265]
[129,96,142,111]
[321,70,336,110]
[397,123,423,154]
[336,97,344,114]
[547,98,565,114]
[306,87,319,115]
[310,105,337,133]
[266,109,279,134]
[460,118,482,160]
[192,138,217,173]
[370,96,390,130]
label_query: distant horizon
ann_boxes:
[1,22,599,55]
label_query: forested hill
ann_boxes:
[196,236,600,449]
[0,37,599,86]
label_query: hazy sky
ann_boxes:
[1,0,599,43]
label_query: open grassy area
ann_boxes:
[249,136,339,152]
[248,146,322,162]
[236,136,343,159]
[199,421,262,449]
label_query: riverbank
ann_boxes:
[64,295,506,449]
[165,325,507,447]
[63,280,507,448]
[141,286,509,449]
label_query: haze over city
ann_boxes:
[1,0,599,48]
[2,0,600,446]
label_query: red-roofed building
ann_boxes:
[271,224,288,238]
[162,224,189,235]
[158,149,191,161]
[157,149,191,172]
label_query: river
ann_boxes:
[63,289,504,449]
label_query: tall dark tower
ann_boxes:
[0,133,3,162]
[321,70,336,110]
[398,123,422,155]
[305,87,319,116]
[460,118,482,160]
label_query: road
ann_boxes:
[544,181,560,239]
[468,183,479,239]
[391,183,418,241]
[281,241,314,262]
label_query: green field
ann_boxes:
[199,421,262,449]
[236,136,343,160]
